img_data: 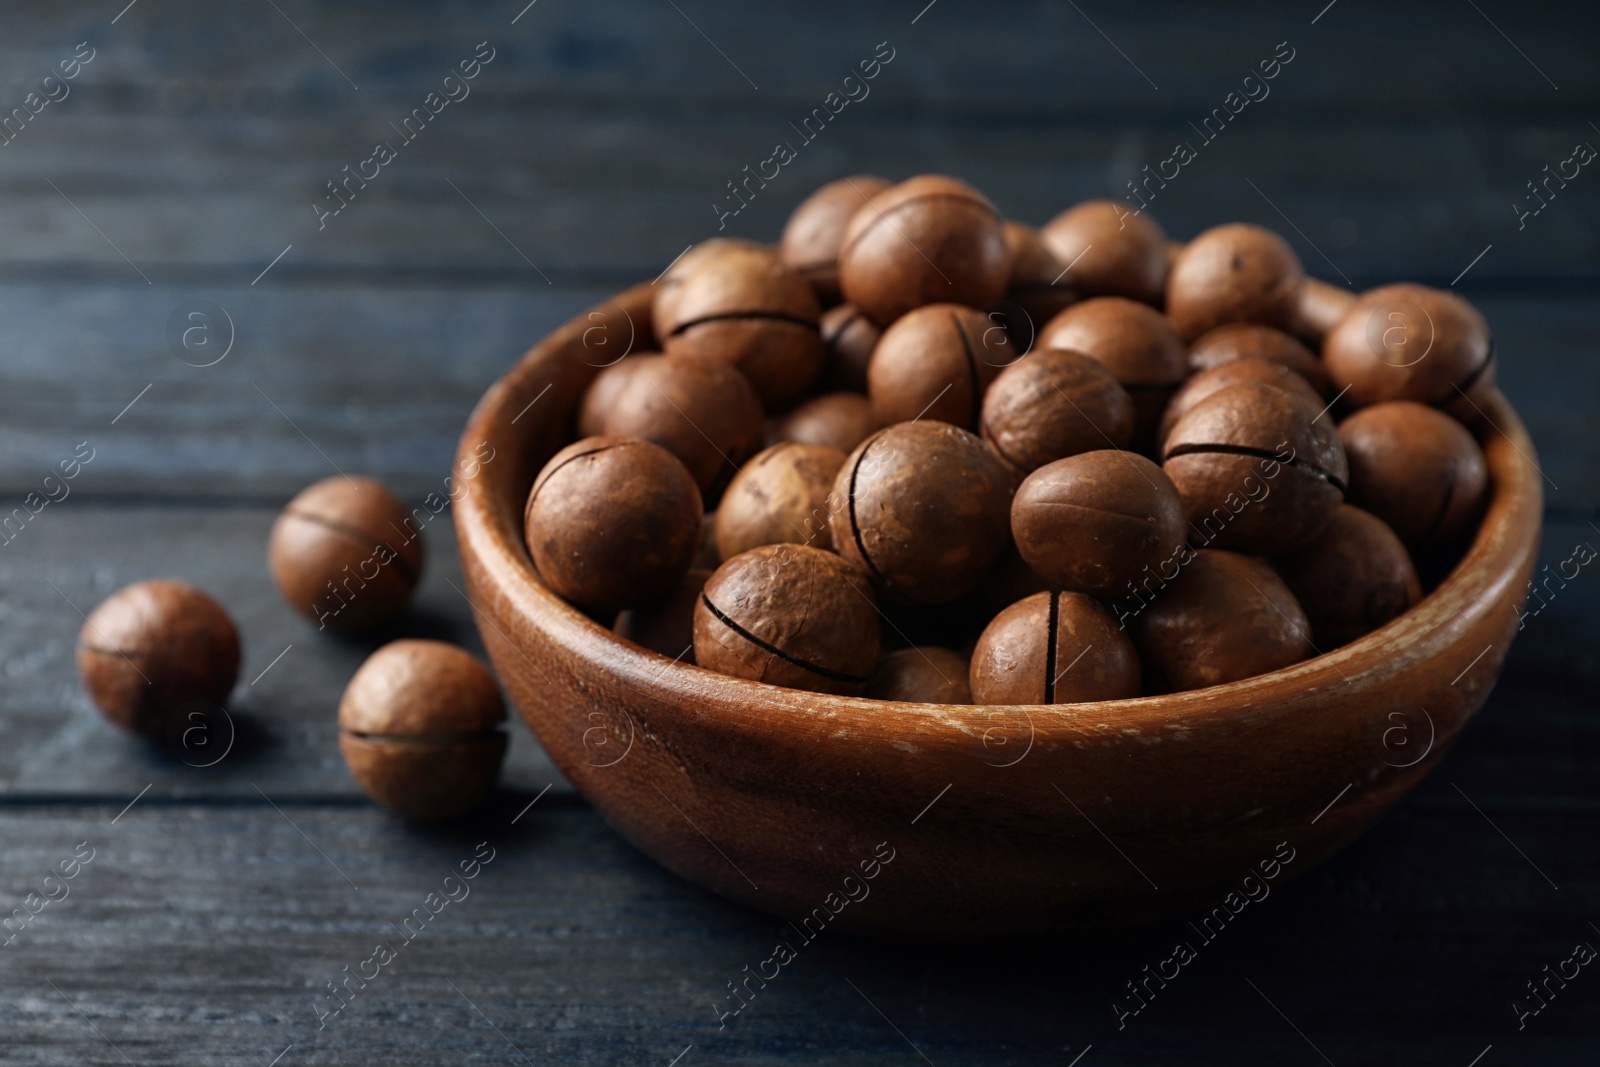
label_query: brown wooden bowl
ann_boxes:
[455,283,1541,938]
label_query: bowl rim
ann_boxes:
[455,282,1543,745]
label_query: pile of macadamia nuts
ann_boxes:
[529,174,1494,705]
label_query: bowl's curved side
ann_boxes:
[456,288,1542,936]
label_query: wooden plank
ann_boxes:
[0,284,1593,501]
[4,110,1597,287]
[0,510,1595,810]
[0,796,1595,1064]
[0,504,571,799]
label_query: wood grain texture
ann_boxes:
[0,796,1594,1066]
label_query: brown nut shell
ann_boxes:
[780,176,892,304]
[76,579,241,737]
[1322,283,1495,419]
[1186,323,1334,397]
[1156,358,1324,453]
[338,640,506,822]
[867,647,973,704]
[868,303,1015,429]
[694,544,881,695]
[774,393,880,455]
[1338,400,1489,546]
[615,568,711,664]
[652,238,778,340]
[969,591,1142,705]
[1039,200,1169,306]
[525,437,703,611]
[1011,450,1188,600]
[714,442,846,560]
[981,348,1136,474]
[1002,221,1078,326]
[1274,505,1421,649]
[1162,382,1347,554]
[1166,223,1305,341]
[830,422,1014,605]
[1132,549,1312,691]
[818,303,882,393]
[656,244,824,408]
[598,353,765,498]
[1037,296,1187,447]
[578,354,651,438]
[838,175,1010,327]
[269,476,426,632]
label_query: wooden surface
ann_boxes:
[0,0,1596,1062]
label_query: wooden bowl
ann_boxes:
[454,283,1541,937]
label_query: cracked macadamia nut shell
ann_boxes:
[1039,200,1169,306]
[654,244,824,408]
[1162,382,1347,554]
[77,579,241,737]
[1322,283,1495,419]
[780,175,891,305]
[593,352,765,498]
[269,475,426,632]
[1187,322,1334,397]
[524,436,703,611]
[1132,549,1312,691]
[868,646,973,704]
[1338,400,1488,546]
[1274,504,1421,649]
[981,347,1136,474]
[868,303,1015,430]
[713,442,846,561]
[830,421,1014,605]
[338,639,507,821]
[1011,450,1188,599]
[838,175,1010,326]
[969,591,1141,705]
[1165,223,1305,341]
[1038,296,1187,446]
[694,544,881,695]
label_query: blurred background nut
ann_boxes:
[1322,283,1495,420]
[77,579,240,738]
[1274,504,1422,649]
[1165,223,1305,341]
[1001,221,1077,327]
[338,639,507,822]
[868,647,972,704]
[1186,322,1334,397]
[774,392,880,455]
[269,475,425,632]
[1338,400,1488,547]
[817,303,881,393]
[1133,549,1312,691]
[780,175,891,305]
[614,568,711,664]
[1039,199,1169,306]
[838,174,1010,326]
